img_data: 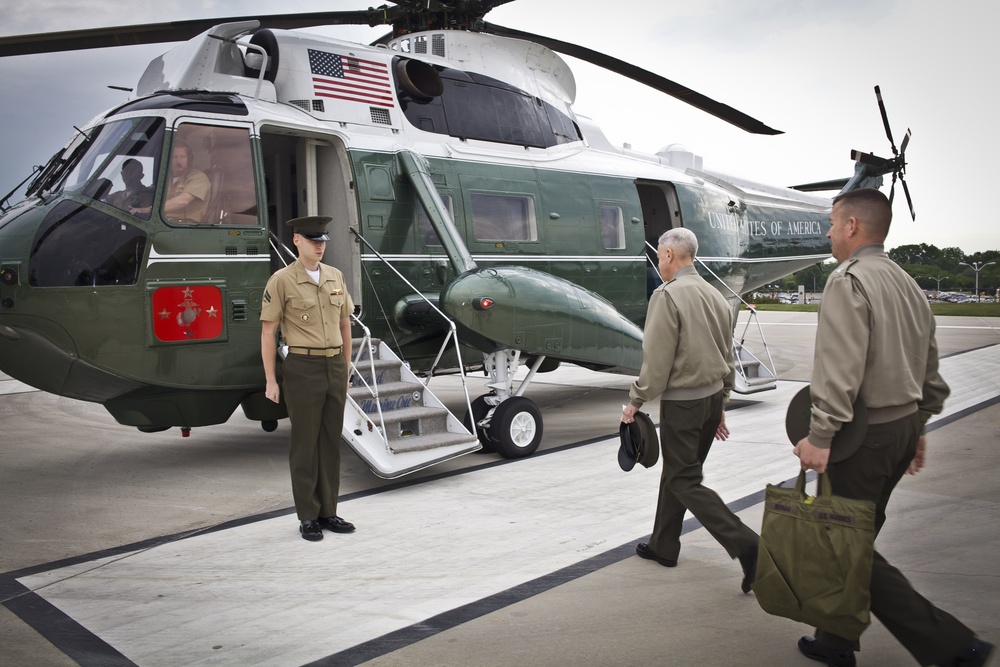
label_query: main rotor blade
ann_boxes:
[483,22,782,135]
[874,85,897,155]
[0,11,376,57]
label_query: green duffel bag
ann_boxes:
[752,470,876,641]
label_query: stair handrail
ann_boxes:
[348,315,391,453]
[644,241,777,383]
[350,228,475,436]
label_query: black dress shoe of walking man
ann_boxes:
[635,542,677,567]
[318,516,356,533]
[738,541,758,594]
[953,638,995,667]
[300,520,323,541]
[798,636,856,667]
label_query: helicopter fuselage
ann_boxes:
[0,24,832,431]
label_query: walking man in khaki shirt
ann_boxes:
[622,227,759,593]
[261,216,356,542]
[793,189,992,667]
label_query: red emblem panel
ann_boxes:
[151,285,224,342]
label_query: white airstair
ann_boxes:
[342,334,481,479]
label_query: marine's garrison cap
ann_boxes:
[287,215,332,241]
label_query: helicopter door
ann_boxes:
[637,180,683,248]
[636,181,683,297]
[260,131,360,308]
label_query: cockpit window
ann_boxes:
[163,123,258,225]
[56,118,165,220]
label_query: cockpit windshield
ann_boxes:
[32,117,165,219]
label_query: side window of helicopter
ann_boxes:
[417,194,454,247]
[600,205,626,250]
[397,63,581,149]
[165,123,257,226]
[470,193,537,242]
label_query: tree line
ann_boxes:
[788,244,1000,296]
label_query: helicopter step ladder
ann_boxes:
[733,341,777,393]
[343,337,481,479]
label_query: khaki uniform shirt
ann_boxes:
[169,169,211,223]
[260,260,354,348]
[629,264,736,407]
[808,243,950,449]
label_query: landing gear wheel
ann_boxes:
[488,396,542,459]
[463,394,495,452]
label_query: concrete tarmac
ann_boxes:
[1,311,998,666]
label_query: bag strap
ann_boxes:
[793,469,834,498]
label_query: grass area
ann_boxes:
[746,303,1000,317]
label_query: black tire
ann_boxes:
[488,396,543,459]
[462,394,496,452]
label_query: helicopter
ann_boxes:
[0,1,912,477]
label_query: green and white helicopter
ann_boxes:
[0,1,911,477]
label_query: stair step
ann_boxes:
[352,358,401,385]
[351,338,384,362]
[367,405,448,425]
[348,380,423,399]
[389,431,479,454]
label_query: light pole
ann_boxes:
[928,275,947,292]
[958,261,996,302]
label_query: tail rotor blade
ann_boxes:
[875,85,898,155]
[900,177,915,220]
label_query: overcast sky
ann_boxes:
[1,0,996,253]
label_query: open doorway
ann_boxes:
[260,130,361,308]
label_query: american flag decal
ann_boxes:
[308,49,394,108]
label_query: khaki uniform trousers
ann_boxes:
[648,390,758,561]
[281,352,348,521]
[817,412,974,665]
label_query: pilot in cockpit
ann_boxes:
[107,158,154,218]
[132,141,211,223]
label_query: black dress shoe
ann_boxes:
[798,636,856,667]
[300,520,323,541]
[738,541,758,594]
[635,542,677,567]
[953,638,995,667]
[318,516,356,533]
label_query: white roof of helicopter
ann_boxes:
[136,21,575,111]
